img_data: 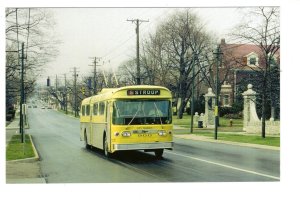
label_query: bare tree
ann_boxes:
[6,8,60,108]
[117,59,138,86]
[139,9,213,118]
[140,30,176,86]
[230,7,280,138]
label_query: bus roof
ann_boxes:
[81,96,92,105]
[82,85,172,105]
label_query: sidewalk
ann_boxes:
[173,125,280,151]
[5,118,46,184]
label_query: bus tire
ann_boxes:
[154,149,164,159]
[103,134,112,158]
[84,131,91,150]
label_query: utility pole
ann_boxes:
[64,74,68,114]
[19,42,25,143]
[55,75,58,93]
[190,54,196,133]
[127,18,149,85]
[55,74,58,109]
[89,57,101,95]
[213,45,223,140]
[71,67,79,117]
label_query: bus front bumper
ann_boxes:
[113,142,173,151]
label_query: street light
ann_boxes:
[190,51,196,133]
[213,45,223,140]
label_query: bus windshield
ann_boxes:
[113,100,172,125]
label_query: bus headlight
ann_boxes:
[122,131,131,137]
[158,130,166,136]
[114,132,120,136]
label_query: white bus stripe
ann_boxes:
[166,151,280,180]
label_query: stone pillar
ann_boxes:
[204,88,216,128]
[194,112,199,124]
[242,84,260,131]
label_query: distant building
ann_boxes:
[217,38,280,107]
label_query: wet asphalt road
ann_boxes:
[28,107,280,183]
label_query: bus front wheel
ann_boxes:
[103,134,112,158]
[154,149,164,159]
[84,132,91,150]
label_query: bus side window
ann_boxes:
[99,102,105,115]
[93,103,98,116]
[81,105,85,116]
[86,105,90,116]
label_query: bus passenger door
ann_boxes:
[105,101,111,151]
[90,109,93,146]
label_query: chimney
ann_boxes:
[221,38,225,45]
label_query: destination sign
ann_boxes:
[127,89,160,96]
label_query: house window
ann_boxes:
[250,57,257,65]
[223,95,230,106]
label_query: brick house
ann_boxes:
[217,38,280,107]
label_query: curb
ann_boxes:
[55,109,79,120]
[6,134,40,163]
[174,134,280,151]
[6,178,46,184]
[6,125,29,130]
[6,134,46,184]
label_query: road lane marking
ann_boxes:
[166,151,280,181]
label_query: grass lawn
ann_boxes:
[173,114,193,126]
[173,114,243,128]
[173,114,280,147]
[6,134,35,161]
[180,132,280,147]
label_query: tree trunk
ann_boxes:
[261,92,266,138]
[177,102,184,119]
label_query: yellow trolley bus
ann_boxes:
[80,85,173,158]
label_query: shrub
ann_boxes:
[223,112,243,119]
[220,101,243,119]
[6,114,13,121]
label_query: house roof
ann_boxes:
[222,43,262,58]
[220,39,280,69]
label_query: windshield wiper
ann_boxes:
[153,102,163,128]
[128,102,143,125]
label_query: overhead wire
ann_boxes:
[25,8,31,58]
[15,8,20,67]
[222,25,280,50]
[103,8,174,66]
[221,31,280,51]
[100,8,155,61]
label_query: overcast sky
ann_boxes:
[2,1,300,199]
[41,7,244,84]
